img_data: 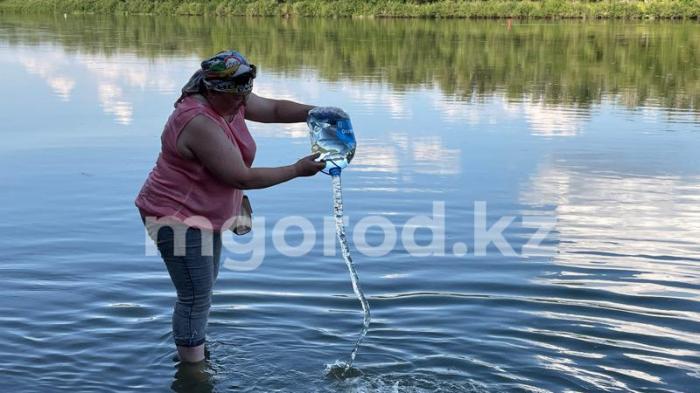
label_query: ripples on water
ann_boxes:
[0,14,699,393]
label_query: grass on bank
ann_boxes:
[0,0,698,19]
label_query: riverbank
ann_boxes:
[0,0,698,19]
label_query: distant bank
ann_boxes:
[0,0,698,19]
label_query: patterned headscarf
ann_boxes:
[176,50,256,106]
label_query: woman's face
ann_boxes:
[206,90,248,116]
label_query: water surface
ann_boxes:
[0,14,699,392]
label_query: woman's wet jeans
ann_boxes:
[147,223,222,347]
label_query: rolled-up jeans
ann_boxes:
[145,219,222,347]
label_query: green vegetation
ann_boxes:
[1,14,697,110]
[0,0,698,19]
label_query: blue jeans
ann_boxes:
[150,224,222,347]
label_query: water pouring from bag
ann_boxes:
[307,107,369,377]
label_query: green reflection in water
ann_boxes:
[1,14,698,110]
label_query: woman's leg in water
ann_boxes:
[154,224,222,363]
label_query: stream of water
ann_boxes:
[328,172,372,378]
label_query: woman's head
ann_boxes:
[200,51,256,95]
[177,50,256,108]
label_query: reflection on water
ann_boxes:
[171,361,215,393]
[519,161,700,389]
[17,49,76,101]
[1,14,698,111]
[1,12,699,393]
[521,164,700,290]
[4,45,195,125]
[411,136,461,176]
[353,143,400,174]
[508,100,589,137]
[352,135,460,176]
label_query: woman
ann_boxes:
[135,50,326,363]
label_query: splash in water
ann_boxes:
[330,171,371,377]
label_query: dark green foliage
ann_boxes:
[1,0,698,19]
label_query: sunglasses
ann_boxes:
[230,64,257,85]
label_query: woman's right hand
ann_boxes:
[295,153,327,177]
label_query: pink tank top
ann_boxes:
[135,96,256,231]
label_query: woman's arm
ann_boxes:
[244,93,315,123]
[179,115,324,189]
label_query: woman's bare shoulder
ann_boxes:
[177,114,226,160]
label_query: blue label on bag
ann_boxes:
[336,119,355,146]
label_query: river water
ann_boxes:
[0,14,698,392]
